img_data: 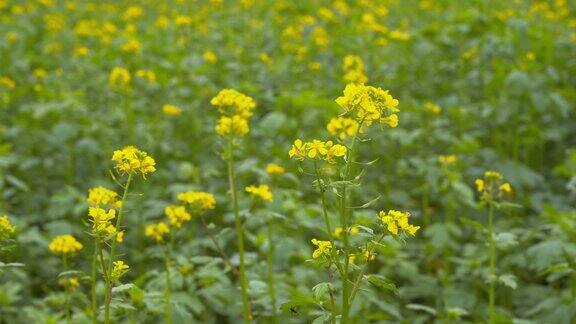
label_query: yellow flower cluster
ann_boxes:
[165,205,191,228]
[475,171,512,197]
[111,260,129,282]
[311,238,333,259]
[210,88,256,119]
[333,225,359,238]
[87,186,121,208]
[215,115,250,136]
[135,69,156,83]
[177,191,216,211]
[112,146,156,177]
[49,234,83,255]
[379,210,420,236]
[145,222,170,242]
[0,215,16,240]
[343,55,368,84]
[162,104,182,116]
[266,163,285,175]
[335,83,399,127]
[211,89,256,137]
[288,139,347,164]
[203,50,218,63]
[424,101,442,114]
[121,39,141,54]
[327,117,360,140]
[438,155,457,165]
[88,207,118,238]
[108,67,131,89]
[245,184,273,202]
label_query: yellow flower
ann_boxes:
[175,15,192,26]
[121,39,141,54]
[343,55,368,84]
[0,76,15,90]
[162,104,182,116]
[108,67,131,89]
[203,50,218,63]
[350,226,360,235]
[87,186,121,208]
[324,142,347,164]
[424,102,442,114]
[155,15,169,29]
[0,215,16,240]
[165,205,191,228]
[215,115,249,136]
[116,231,124,243]
[73,46,89,57]
[311,238,332,259]
[111,146,156,177]
[335,83,399,127]
[438,155,457,165]
[327,117,359,140]
[499,183,512,194]
[122,6,143,20]
[288,139,307,161]
[379,210,420,236]
[245,184,273,202]
[210,89,256,119]
[68,277,80,290]
[307,140,328,158]
[145,222,170,242]
[361,248,376,262]
[485,171,503,181]
[88,207,117,238]
[475,179,485,192]
[49,234,83,255]
[111,260,129,282]
[135,70,156,83]
[333,227,343,238]
[177,191,216,211]
[266,163,285,175]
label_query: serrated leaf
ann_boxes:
[498,274,517,289]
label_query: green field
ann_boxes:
[1,0,576,323]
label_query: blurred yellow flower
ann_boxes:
[165,205,191,228]
[49,235,83,255]
[145,222,170,242]
[162,104,182,116]
[245,184,273,202]
[266,163,285,175]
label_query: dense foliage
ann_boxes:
[1,0,576,323]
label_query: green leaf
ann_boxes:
[498,274,517,289]
[112,283,134,294]
[367,275,396,292]
[406,303,437,316]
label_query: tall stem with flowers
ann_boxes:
[210,88,256,323]
[474,171,513,324]
[86,146,156,324]
[288,83,419,323]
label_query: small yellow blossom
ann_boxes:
[210,89,256,119]
[311,238,332,259]
[145,222,170,242]
[327,117,359,140]
[111,146,156,177]
[288,139,307,161]
[165,205,191,228]
[0,215,16,240]
[87,187,121,208]
[335,83,399,127]
[266,163,285,175]
[73,46,89,57]
[438,155,457,165]
[177,191,216,211]
[215,115,249,136]
[49,235,83,255]
[379,210,420,236]
[108,67,131,89]
[424,102,442,114]
[203,51,218,63]
[111,260,129,282]
[324,142,347,164]
[245,184,273,202]
[162,104,182,116]
[499,183,512,194]
[475,179,485,192]
[121,39,141,54]
[88,207,117,237]
[135,69,156,83]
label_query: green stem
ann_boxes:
[313,161,333,242]
[227,139,251,323]
[92,241,100,324]
[348,235,384,305]
[340,122,362,323]
[327,268,336,324]
[104,173,133,324]
[267,220,278,323]
[199,213,238,275]
[63,255,71,324]
[488,202,496,324]
[164,236,173,324]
